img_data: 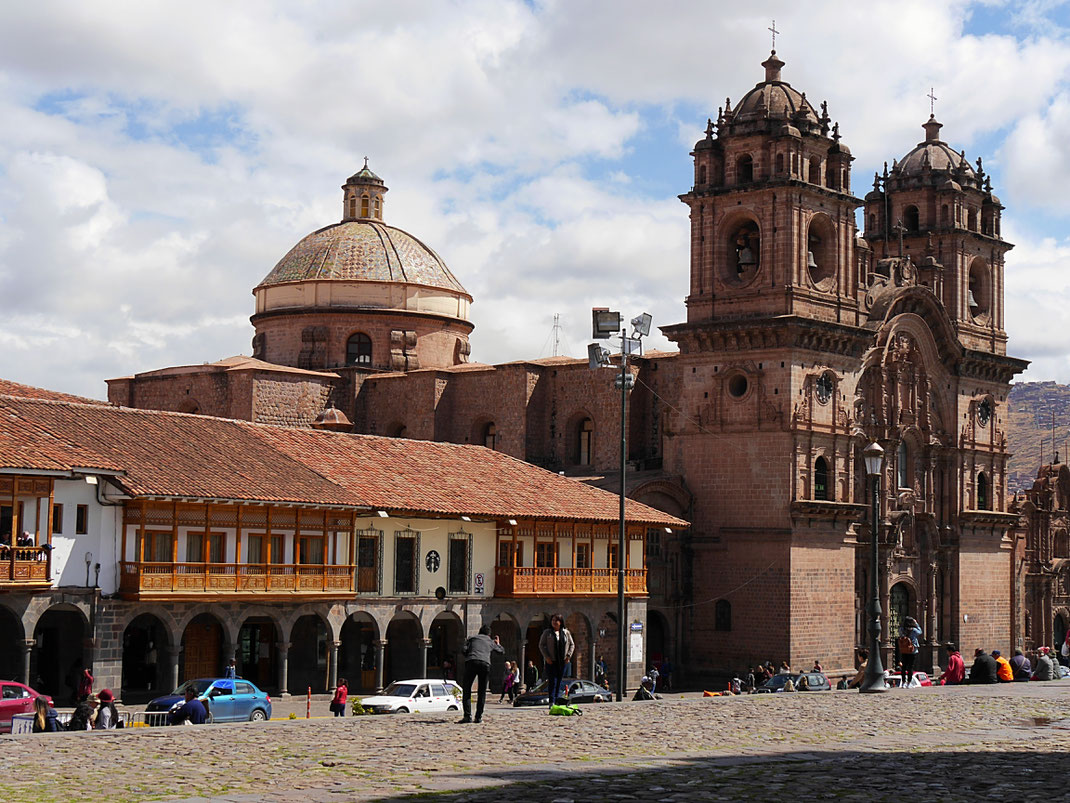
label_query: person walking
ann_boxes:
[538,614,575,708]
[498,661,515,704]
[898,617,922,687]
[458,625,503,724]
[331,678,348,717]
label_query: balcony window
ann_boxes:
[358,530,381,592]
[535,542,555,568]
[448,534,471,593]
[498,540,522,567]
[394,531,419,594]
[138,530,173,562]
[299,535,324,565]
[576,543,591,569]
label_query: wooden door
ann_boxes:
[183,620,222,680]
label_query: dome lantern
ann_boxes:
[342,158,388,222]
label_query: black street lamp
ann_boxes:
[860,441,887,693]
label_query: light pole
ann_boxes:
[860,441,887,693]
[589,309,651,702]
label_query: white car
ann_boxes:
[360,679,462,714]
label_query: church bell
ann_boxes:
[968,288,978,309]
[737,246,756,268]
[807,250,818,270]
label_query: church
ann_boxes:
[107,50,1030,681]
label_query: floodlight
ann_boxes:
[377,510,389,518]
[508,518,518,526]
[592,308,622,339]
[621,336,642,356]
[630,313,652,337]
[461,515,472,522]
[587,343,610,370]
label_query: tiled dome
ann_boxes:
[894,116,976,178]
[733,51,819,125]
[255,220,469,296]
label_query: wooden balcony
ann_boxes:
[0,546,51,589]
[494,566,647,597]
[119,561,355,600]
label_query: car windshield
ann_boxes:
[382,683,417,698]
[173,680,213,696]
[762,675,788,689]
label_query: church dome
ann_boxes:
[734,52,819,125]
[893,116,976,179]
[255,220,469,296]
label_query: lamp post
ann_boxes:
[589,309,651,702]
[860,441,887,693]
[84,551,93,588]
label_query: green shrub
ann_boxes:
[350,699,368,715]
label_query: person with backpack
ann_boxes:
[898,617,922,687]
[32,696,61,733]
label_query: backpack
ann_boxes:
[898,635,915,654]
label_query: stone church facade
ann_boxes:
[109,51,1031,682]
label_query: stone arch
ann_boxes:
[32,603,91,703]
[1054,608,1069,651]
[808,155,821,184]
[121,612,173,698]
[631,478,691,519]
[595,611,619,688]
[236,607,285,692]
[806,212,837,288]
[289,610,332,693]
[720,210,761,284]
[889,579,917,661]
[564,409,595,467]
[340,611,380,692]
[870,288,961,369]
[814,455,830,500]
[736,152,754,183]
[428,610,465,680]
[646,608,670,672]
[180,611,227,682]
[345,331,373,367]
[385,610,425,683]
[470,417,497,450]
[487,611,522,692]
[177,399,200,414]
[903,205,920,232]
[175,604,239,648]
[967,256,991,319]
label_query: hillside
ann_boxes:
[1006,381,1070,493]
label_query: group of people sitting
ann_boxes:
[949,644,1063,684]
[33,688,122,732]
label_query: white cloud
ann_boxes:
[0,1,1069,396]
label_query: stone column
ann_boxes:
[374,640,386,692]
[168,647,182,691]
[419,638,431,678]
[278,641,291,697]
[328,640,340,692]
[589,633,597,682]
[517,640,527,691]
[223,640,237,677]
[20,639,35,685]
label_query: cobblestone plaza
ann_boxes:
[2,684,1068,802]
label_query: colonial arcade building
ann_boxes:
[101,51,1030,682]
[0,383,682,702]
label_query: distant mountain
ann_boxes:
[1006,382,1070,494]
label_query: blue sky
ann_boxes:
[2,0,1070,397]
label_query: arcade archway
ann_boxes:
[122,613,170,696]
[339,613,379,692]
[33,606,89,703]
[385,613,423,683]
[290,614,330,693]
[181,613,224,681]
[237,616,280,691]
[428,612,463,681]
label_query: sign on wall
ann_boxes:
[474,572,485,595]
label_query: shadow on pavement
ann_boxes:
[367,745,1068,801]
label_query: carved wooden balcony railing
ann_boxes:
[493,566,647,597]
[119,561,355,598]
[0,546,51,588]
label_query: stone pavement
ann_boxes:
[2,683,1069,802]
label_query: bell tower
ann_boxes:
[682,52,863,327]
[862,116,1011,355]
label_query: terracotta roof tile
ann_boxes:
[0,380,106,404]
[0,396,686,528]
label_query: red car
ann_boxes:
[0,681,54,733]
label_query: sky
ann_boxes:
[2,0,1070,399]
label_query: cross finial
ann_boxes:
[363,156,369,169]
[768,19,779,50]
[927,87,937,116]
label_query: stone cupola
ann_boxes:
[343,158,388,221]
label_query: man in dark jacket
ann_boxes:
[459,625,503,724]
[969,648,999,684]
[523,660,539,693]
[168,687,208,725]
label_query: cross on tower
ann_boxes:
[927,87,938,116]
[768,19,779,50]
[363,156,369,169]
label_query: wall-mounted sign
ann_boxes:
[474,572,485,595]
[425,550,441,573]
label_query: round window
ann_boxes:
[977,399,992,427]
[728,374,749,399]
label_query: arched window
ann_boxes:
[967,208,977,230]
[940,204,949,226]
[698,164,707,185]
[728,219,761,280]
[373,197,381,219]
[715,599,731,632]
[903,205,920,232]
[898,441,909,489]
[814,457,829,501]
[483,422,496,450]
[868,213,877,233]
[775,153,785,174]
[577,418,593,466]
[345,333,372,366]
[808,157,820,184]
[348,197,356,218]
[736,154,753,184]
[977,472,988,510]
[361,195,370,217]
[841,168,849,192]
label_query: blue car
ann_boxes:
[145,678,272,723]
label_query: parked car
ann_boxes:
[884,671,933,688]
[360,679,462,714]
[145,678,271,723]
[755,672,831,693]
[0,681,53,733]
[513,678,611,707]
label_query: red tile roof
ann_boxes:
[0,396,685,527]
[0,380,106,404]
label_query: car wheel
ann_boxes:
[395,707,409,714]
[447,705,459,712]
[594,695,604,703]
[249,709,267,722]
